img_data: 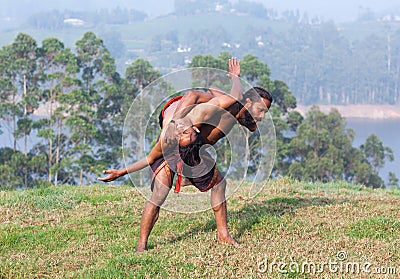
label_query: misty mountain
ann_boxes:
[257,0,400,23]
[2,0,400,24]
[0,0,174,20]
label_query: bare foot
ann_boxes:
[135,246,147,254]
[217,234,240,247]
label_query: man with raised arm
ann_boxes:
[98,58,273,252]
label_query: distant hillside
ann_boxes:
[2,7,400,105]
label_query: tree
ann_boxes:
[240,54,271,84]
[34,38,65,183]
[360,134,394,174]
[51,48,80,185]
[123,59,163,185]
[0,148,24,190]
[66,31,114,185]
[388,172,399,188]
[288,107,358,182]
[126,58,161,90]
[285,106,391,188]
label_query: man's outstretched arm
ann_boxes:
[97,139,165,182]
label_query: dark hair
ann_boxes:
[243,86,273,103]
[158,110,164,128]
[178,132,205,167]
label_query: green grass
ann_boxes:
[0,27,91,48]
[347,217,400,240]
[1,178,400,278]
[113,13,290,42]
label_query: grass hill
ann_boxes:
[0,12,385,52]
[0,13,289,50]
[1,178,400,278]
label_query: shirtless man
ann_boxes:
[98,58,273,252]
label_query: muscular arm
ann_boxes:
[208,86,227,97]
[207,75,242,109]
[170,89,214,121]
[170,86,228,121]
[188,58,242,124]
[162,88,226,144]
[97,140,164,182]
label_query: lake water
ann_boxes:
[346,118,399,186]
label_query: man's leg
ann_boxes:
[210,173,239,247]
[136,169,171,253]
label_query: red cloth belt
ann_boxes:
[175,159,183,193]
[161,95,183,119]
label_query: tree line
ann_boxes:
[0,32,397,189]
[155,19,400,105]
[25,7,147,31]
[173,0,400,105]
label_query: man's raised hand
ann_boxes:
[228,57,240,78]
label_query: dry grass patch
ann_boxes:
[1,179,399,278]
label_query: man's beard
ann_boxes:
[238,110,257,131]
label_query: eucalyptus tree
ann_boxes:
[288,106,390,187]
[63,31,115,185]
[0,148,23,190]
[288,107,350,181]
[34,38,65,183]
[388,172,399,188]
[0,66,15,136]
[0,42,24,188]
[360,134,394,175]
[32,38,84,185]
[94,52,125,174]
[122,58,162,184]
[48,48,82,185]
[3,34,40,187]
[10,33,39,155]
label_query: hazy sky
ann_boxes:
[124,0,400,22]
[1,0,400,23]
[257,0,400,22]
[116,0,400,22]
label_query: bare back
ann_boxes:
[186,102,238,145]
